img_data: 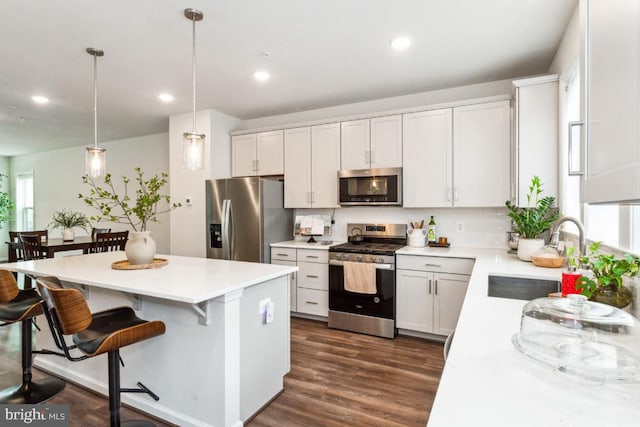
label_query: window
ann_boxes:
[15,173,34,231]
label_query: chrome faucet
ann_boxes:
[549,216,586,257]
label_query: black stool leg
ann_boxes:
[0,318,65,404]
[108,351,155,427]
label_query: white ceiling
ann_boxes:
[0,0,577,157]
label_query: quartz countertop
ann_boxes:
[417,246,640,427]
[4,251,297,304]
[270,240,346,250]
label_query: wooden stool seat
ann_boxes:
[37,276,165,426]
[74,307,165,356]
[0,270,65,404]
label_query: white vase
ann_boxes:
[125,231,156,265]
[407,228,427,247]
[62,228,74,242]
[517,238,544,262]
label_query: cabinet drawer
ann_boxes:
[397,255,474,274]
[296,288,328,317]
[297,261,328,290]
[271,247,297,261]
[297,249,328,263]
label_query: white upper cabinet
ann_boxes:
[370,115,402,168]
[341,119,370,170]
[512,76,559,206]
[582,0,640,203]
[402,100,510,208]
[453,100,511,207]
[341,115,402,170]
[403,109,453,207]
[284,127,312,208]
[231,130,284,177]
[283,123,340,208]
[311,123,341,208]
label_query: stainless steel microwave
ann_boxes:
[338,167,402,206]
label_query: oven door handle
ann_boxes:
[329,259,394,270]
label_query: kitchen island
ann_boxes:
[4,251,297,427]
[396,247,640,427]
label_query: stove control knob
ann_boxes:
[357,255,363,262]
[337,254,345,260]
[376,257,385,263]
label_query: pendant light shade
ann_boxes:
[183,8,205,170]
[85,47,106,178]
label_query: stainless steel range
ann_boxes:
[328,223,407,338]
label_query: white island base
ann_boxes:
[6,252,296,427]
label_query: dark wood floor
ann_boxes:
[1,317,444,426]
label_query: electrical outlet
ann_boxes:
[457,222,464,232]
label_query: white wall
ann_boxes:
[169,109,242,257]
[548,4,580,76]
[0,156,10,260]
[10,133,171,253]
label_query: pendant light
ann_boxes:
[183,8,205,170]
[85,48,106,178]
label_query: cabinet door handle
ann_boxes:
[370,150,375,164]
[306,255,319,259]
[568,121,584,176]
[454,188,459,202]
[311,191,315,203]
[446,187,452,202]
[435,279,438,295]
[306,301,319,305]
[306,274,319,278]
[428,279,432,294]
[424,263,441,268]
[276,253,289,257]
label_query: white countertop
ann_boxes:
[270,239,346,250]
[421,246,640,427]
[4,251,297,304]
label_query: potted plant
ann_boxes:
[573,241,640,308]
[49,209,91,241]
[79,167,181,265]
[505,176,559,261]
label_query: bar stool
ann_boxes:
[36,276,165,427]
[0,270,65,403]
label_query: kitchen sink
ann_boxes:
[487,275,560,301]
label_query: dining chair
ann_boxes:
[8,230,48,262]
[91,227,112,241]
[92,231,129,253]
[36,276,165,426]
[18,233,48,261]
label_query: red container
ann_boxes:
[562,271,582,297]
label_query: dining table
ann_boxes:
[6,235,95,262]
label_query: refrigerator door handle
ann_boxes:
[227,199,234,260]
[221,199,230,260]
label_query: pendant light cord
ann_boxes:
[191,14,197,133]
[93,52,98,149]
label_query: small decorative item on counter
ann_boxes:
[407,228,427,247]
[427,216,436,243]
[408,219,425,229]
[530,245,565,268]
[561,269,582,296]
[505,176,559,262]
[573,241,640,309]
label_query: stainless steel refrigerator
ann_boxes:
[206,177,292,263]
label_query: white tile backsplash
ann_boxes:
[295,207,512,249]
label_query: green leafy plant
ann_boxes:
[505,176,559,239]
[48,209,91,232]
[78,167,182,232]
[574,241,640,298]
[0,191,14,227]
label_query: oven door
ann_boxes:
[328,261,395,319]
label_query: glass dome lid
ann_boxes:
[512,294,640,383]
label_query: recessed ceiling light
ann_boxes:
[158,93,174,103]
[31,95,49,104]
[389,36,411,50]
[254,70,271,82]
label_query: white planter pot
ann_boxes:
[62,228,75,242]
[407,228,427,247]
[517,238,545,262]
[125,231,156,265]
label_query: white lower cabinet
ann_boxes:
[271,246,328,317]
[396,255,472,336]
